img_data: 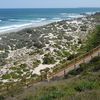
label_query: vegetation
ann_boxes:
[84,25,100,52]
[0,13,100,100]
[0,56,99,100]
[22,56,100,100]
[32,60,41,68]
[43,53,56,64]
[67,56,100,76]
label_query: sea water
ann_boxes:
[0,8,100,33]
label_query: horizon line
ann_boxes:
[0,7,100,9]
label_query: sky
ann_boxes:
[0,0,100,8]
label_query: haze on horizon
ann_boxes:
[0,0,100,8]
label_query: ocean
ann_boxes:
[0,8,100,33]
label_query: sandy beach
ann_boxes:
[0,21,54,35]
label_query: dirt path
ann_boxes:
[52,46,100,78]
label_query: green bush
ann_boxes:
[90,56,100,63]
[92,61,100,72]
[10,72,19,79]
[2,74,11,79]
[23,95,34,100]
[43,53,56,64]
[39,90,65,100]
[0,95,5,100]
[20,64,27,68]
[85,25,100,51]
[67,63,87,76]
[74,81,99,92]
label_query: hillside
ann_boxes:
[23,56,100,100]
[0,13,100,100]
[0,14,95,83]
[0,56,100,100]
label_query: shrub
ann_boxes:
[2,74,11,79]
[0,95,5,100]
[74,81,99,92]
[92,62,100,72]
[68,63,86,76]
[23,95,34,100]
[32,60,41,68]
[68,69,78,75]
[43,53,56,64]
[39,90,65,100]
[26,29,33,34]
[85,25,100,51]
[20,64,27,68]
[90,56,100,63]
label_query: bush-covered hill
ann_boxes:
[0,56,99,100]
[22,56,100,100]
[0,13,100,100]
[0,14,95,83]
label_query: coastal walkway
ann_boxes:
[51,45,100,79]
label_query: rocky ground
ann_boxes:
[0,14,97,83]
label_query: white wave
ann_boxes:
[36,18,46,22]
[31,20,43,23]
[85,12,96,15]
[38,18,46,21]
[31,18,46,23]
[68,15,84,18]
[60,13,84,18]
[0,18,49,32]
[8,19,16,21]
[0,23,33,33]
[0,17,63,34]
[8,18,47,24]
[9,19,32,22]
[60,13,68,16]
[0,21,52,34]
[0,20,2,22]
[52,18,62,20]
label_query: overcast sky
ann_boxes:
[0,0,100,8]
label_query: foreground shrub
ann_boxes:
[74,81,99,92]
[90,56,100,63]
[39,90,65,100]
[0,95,5,100]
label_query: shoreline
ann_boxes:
[0,21,55,35]
[0,8,99,35]
[0,15,89,35]
[0,17,84,35]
